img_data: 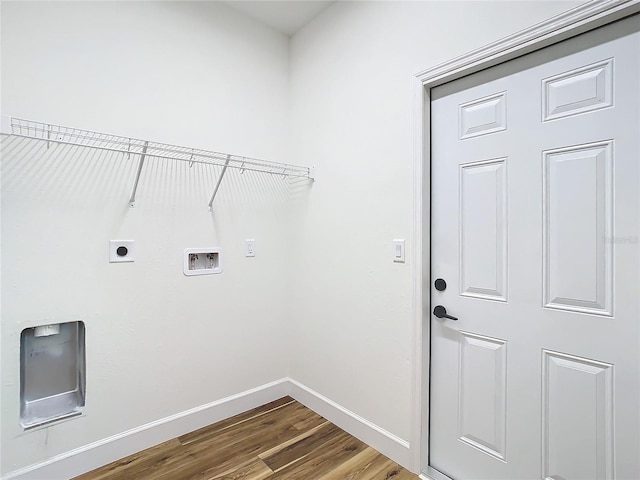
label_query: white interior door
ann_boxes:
[430,15,640,480]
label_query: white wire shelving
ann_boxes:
[0,116,315,210]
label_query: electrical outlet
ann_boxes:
[109,240,135,263]
[245,239,256,257]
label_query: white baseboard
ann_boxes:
[286,378,413,470]
[3,377,414,479]
[2,378,290,480]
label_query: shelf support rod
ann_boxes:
[208,154,231,212]
[129,141,149,208]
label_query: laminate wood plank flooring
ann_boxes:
[74,397,419,480]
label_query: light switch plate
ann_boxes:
[109,240,135,263]
[393,239,405,263]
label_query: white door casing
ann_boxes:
[428,13,639,480]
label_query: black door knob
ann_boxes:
[434,278,447,291]
[433,305,458,321]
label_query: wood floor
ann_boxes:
[74,396,419,480]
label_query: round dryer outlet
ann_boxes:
[109,240,135,263]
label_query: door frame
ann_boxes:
[410,0,640,477]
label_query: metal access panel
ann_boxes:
[20,321,86,429]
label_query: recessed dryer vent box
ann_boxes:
[183,248,222,276]
[20,321,86,429]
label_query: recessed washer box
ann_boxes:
[183,248,222,276]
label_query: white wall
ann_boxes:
[1,1,294,474]
[288,0,582,446]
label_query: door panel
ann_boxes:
[542,350,614,480]
[430,15,639,480]
[458,331,507,461]
[460,158,508,301]
[459,92,507,139]
[542,58,613,121]
[543,142,613,315]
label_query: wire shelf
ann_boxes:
[2,116,315,210]
[5,117,312,178]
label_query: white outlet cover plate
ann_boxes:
[245,239,256,257]
[110,240,135,263]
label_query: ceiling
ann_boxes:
[223,1,335,36]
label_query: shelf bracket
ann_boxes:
[208,154,231,212]
[129,141,149,208]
